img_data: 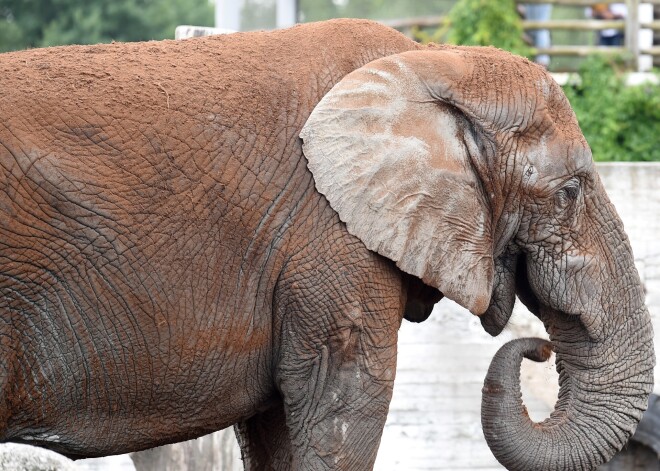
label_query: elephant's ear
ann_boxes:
[301,50,498,315]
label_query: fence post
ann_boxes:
[626,0,641,70]
[639,3,654,71]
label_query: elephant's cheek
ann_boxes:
[527,252,598,310]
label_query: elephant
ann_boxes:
[0,18,654,471]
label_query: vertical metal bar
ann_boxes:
[276,0,298,29]
[215,0,243,31]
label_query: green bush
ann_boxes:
[563,56,660,162]
[445,0,531,57]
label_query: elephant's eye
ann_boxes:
[555,179,580,210]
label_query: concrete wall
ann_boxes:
[66,163,660,470]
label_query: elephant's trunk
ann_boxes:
[481,307,654,470]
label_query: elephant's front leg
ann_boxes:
[275,270,403,470]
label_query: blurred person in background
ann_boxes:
[524,3,553,68]
[592,3,627,46]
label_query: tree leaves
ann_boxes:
[0,0,214,52]
[563,56,660,162]
[445,0,532,57]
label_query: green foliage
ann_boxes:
[0,17,24,51]
[445,0,531,57]
[0,0,214,52]
[411,24,447,45]
[563,56,660,162]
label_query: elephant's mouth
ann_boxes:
[480,254,582,337]
[513,255,540,316]
[513,256,596,342]
[479,254,534,336]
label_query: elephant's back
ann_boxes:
[0,19,419,126]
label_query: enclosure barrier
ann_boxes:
[381,0,660,71]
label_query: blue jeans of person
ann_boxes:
[599,33,624,46]
[525,4,552,67]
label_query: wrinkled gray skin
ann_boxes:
[0,19,653,471]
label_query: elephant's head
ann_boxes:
[300,47,654,470]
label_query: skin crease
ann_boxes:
[0,18,653,471]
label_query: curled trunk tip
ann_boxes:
[481,334,653,471]
[481,337,558,471]
[481,337,552,395]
